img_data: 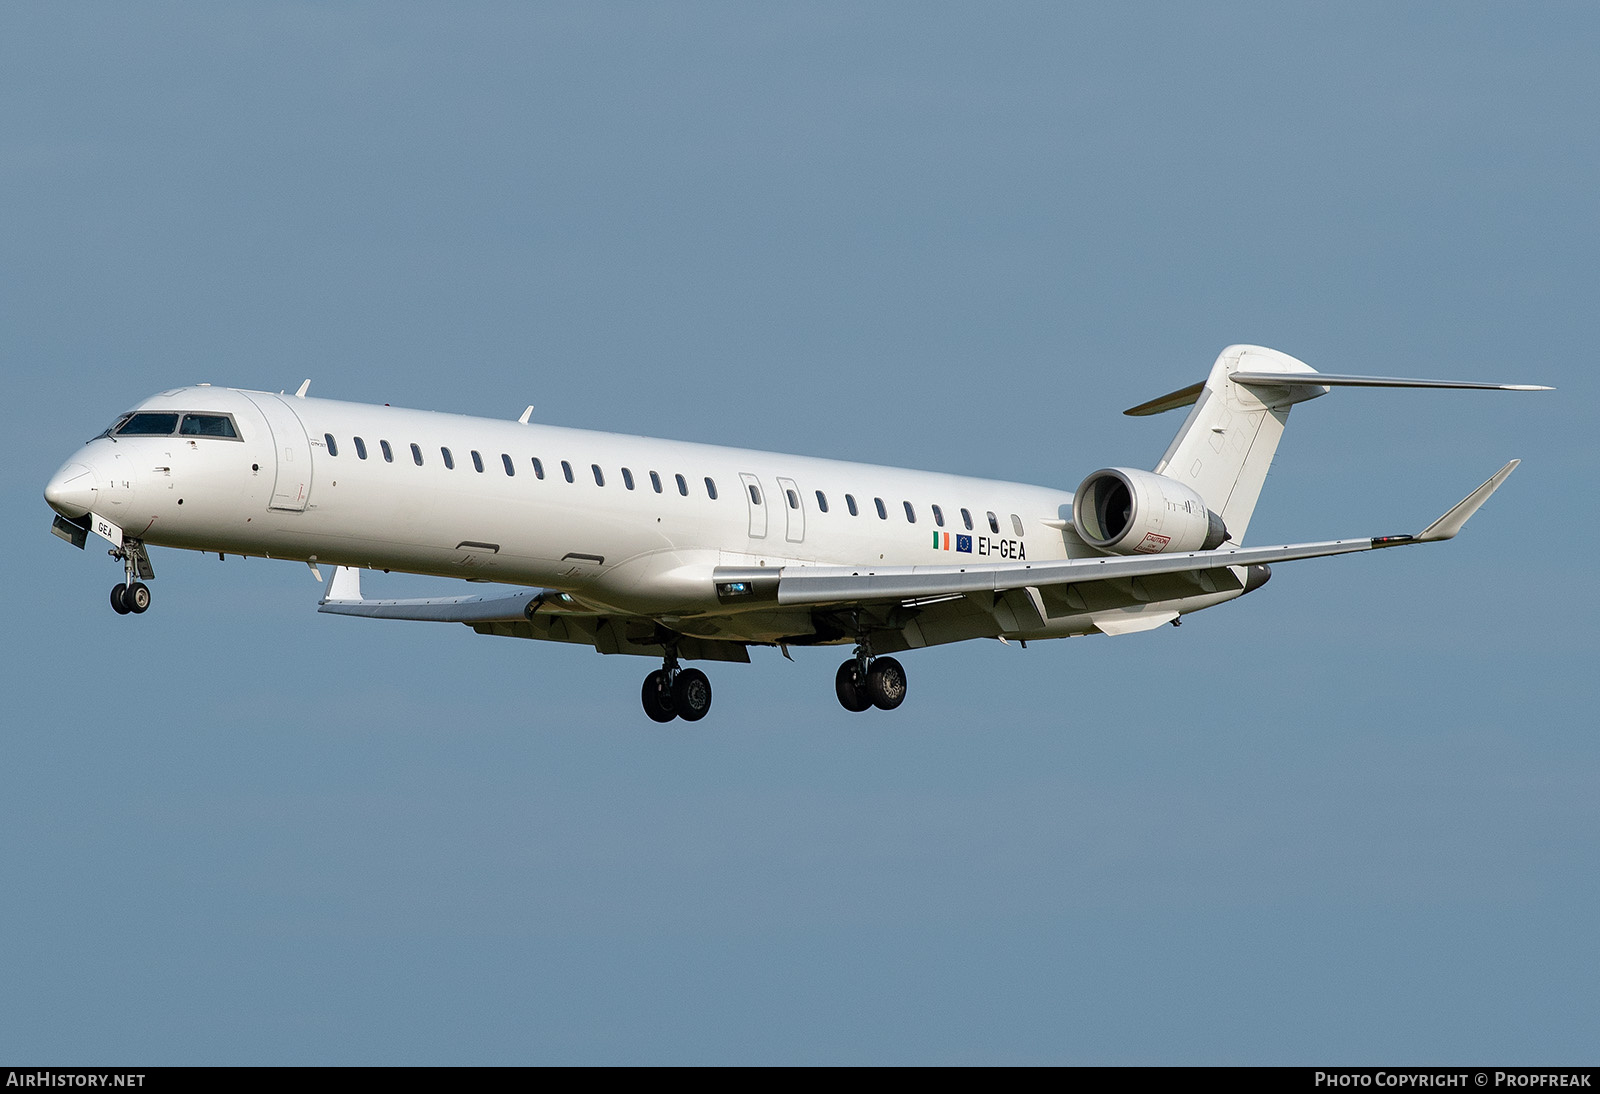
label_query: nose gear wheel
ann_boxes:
[108,542,154,615]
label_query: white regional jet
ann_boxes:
[44,345,1545,722]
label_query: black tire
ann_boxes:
[835,659,872,712]
[672,668,712,722]
[866,656,907,711]
[125,582,151,614]
[641,669,677,722]
[110,584,131,615]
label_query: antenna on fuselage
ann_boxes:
[518,406,534,424]
[294,380,311,398]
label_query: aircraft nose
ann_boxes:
[45,461,99,519]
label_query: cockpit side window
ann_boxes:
[115,413,180,436]
[178,414,239,439]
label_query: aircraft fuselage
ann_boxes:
[48,385,1236,634]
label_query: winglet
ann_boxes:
[1415,460,1520,542]
[324,565,363,603]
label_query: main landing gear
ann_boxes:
[834,644,907,713]
[108,541,154,616]
[640,644,712,723]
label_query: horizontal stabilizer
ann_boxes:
[1127,363,1550,416]
[1230,371,1551,392]
[1123,382,1205,417]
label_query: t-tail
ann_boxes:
[1120,344,1549,545]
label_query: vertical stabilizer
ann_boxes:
[1151,345,1327,543]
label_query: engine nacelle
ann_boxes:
[1072,467,1229,554]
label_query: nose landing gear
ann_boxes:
[640,643,713,723]
[110,581,151,614]
[108,541,155,616]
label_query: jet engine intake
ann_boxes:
[1073,467,1229,554]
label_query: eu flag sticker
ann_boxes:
[956,534,972,553]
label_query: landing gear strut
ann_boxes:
[835,631,908,712]
[640,643,713,723]
[108,541,153,616]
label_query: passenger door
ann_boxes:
[776,476,805,543]
[738,472,767,539]
[241,392,313,511]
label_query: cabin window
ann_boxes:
[592,464,605,487]
[561,460,574,483]
[987,511,1000,534]
[116,413,179,436]
[532,457,544,479]
[816,490,829,513]
[874,497,887,520]
[472,450,485,473]
[178,414,238,438]
[961,508,973,531]
[411,443,423,466]
[1012,514,1025,537]
[650,471,663,493]
[675,473,688,496]
[502,453,515,476]
[846,494,859,516]
[622,468,635,490]
[903,501,916,523]
[324,434,339,457]
[380,440,393,462]
[931,504,944,527]
[441,447,454,470]
[787,489,800,510]
[354,437,367,459]
[748,483,762,505]
[705,477,718,500]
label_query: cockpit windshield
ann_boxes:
[178,414,238,438]
[116,413,180,436]
[106,411,240,440]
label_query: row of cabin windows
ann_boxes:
[323,434,717,499]
[728,480,1025,537]
[322,432,1023,536]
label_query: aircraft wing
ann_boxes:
[317,462,1515,657]
[317,564,556,622]
[315,564,752,663]
[727,460,1519,608]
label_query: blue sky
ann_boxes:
[3,3,1595,1064]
